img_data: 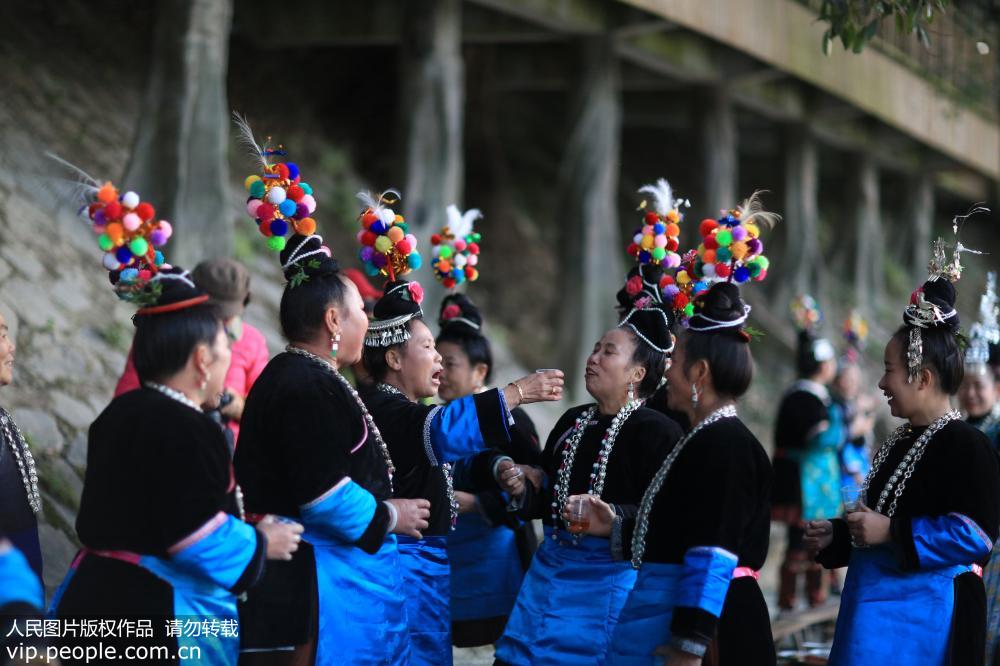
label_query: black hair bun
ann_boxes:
[374,279,423,320]
[620,303,674,353]
[906,279,960,332]
[279,234,339,282]
[695,282,745,321]
[439,293,483,332]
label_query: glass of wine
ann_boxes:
[841,485,867,548]
[566,496,590,535]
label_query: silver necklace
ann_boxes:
[862,410,960,517]
[285,346,396,488]
[143,382,202,412]
[551,400,644,537]
[0,408,41,514]
[376,382,459,529]
[631,404,737,569]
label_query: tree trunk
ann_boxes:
[399,0,464,315]
[123,0,233,268]
[701,87,737,215]
[906,172,934,284]
[557,36,623,400]
[782,125,820,302]
[853,155,882,315]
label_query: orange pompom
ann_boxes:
[106,222,125,242]
[387,226,405,243]
[394,214,404,223]
[438,260,452,273]
[666,210,680,223]
[296,217,317,236]
[97,183,117,204]
[730,241,749,260]
[703,249,717,264]
[665,223,680,237]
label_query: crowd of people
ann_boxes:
[1,136,999,666]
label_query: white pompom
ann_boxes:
[121,191,140,209]
[267,187,287,204]
[379,208,396,225]
[701,263,716,278]
[467,254,478,266]
[633,233,643,244]
[454,254,467,268]
[103,253,121,270]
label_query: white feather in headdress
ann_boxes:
[46,152,105,215]
[637,178,689,216]
[445,204,482,239]
[357,189,401,216]
[736,190,781,229]
[231,111,270,172]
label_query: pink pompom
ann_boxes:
[158,221,173,238]
[301,194,317,214]
[654,234,667,248]
[247,199,262,217]
[356,230,366,243]
[454,239,467,252]
[405,234,418,249]
[467,254,478,266]
[642,225,654,236]
[123,213,142,232]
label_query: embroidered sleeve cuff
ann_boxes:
[670,635,709,658]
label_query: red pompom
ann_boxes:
[430,234,442,245]
[626,243,640,257]
[441,304,461,321]
[259,222,272,237]
[673,293,689,308]
[88,202,101,218]
[395,239,412,254]
[699,219,719,237]
[361,231,377,246]
[274,163,290,180]
[464,266,476,279]
[659,275,675,287]
[626,275,643,296]
[715,263,732,278]
[138,269,152,281]
[135,202,155,221]
[467,243,480,254]
[104,201,122,220]
[443,277,457,289]
[257,203,275,222]
[362,212,378,228]
[644,211,659,224]
[287,185,305,202]
[667,239,679,252]
[704,236,719,250]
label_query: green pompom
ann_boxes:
[472,232,482,242]
[757,255,770,270]
[98,234,114,252]
[651,247,666,261]
[439,245,453,259]
[267,235,287,252]
[299,182,313,195]
[129,238,149,256]
[396,222,409,234]
[684,303,695,317]
[715,230,733,247]
[748,261,762,278]
[249,181,266,198]
[374,236,393,253]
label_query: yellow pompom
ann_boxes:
[640,235,655,250]
[676,271,691,285]
[730,241,749,260]
[744,223,759,238]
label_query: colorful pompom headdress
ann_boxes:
[50,154,205,315]
[234,112,318,254]
[356,190,422,281]
[668,191,778,330]
[965,271,999,375]
[430,205,482,289]
[627,178,688,270]
[902,206,989,382]
[841,309,869,364]
[790,294,835,365]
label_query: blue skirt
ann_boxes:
[398,535,452,666]
[308,529,410,665]
[496,527,637,666]
[606,563,682,666]
[448,511,524,621]
[829,545,975,665]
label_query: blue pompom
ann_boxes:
[364,262,380,277]
[278,199,297,217]
[693,280,708,293]
[371,220,388,234]
[653,222,666,235]
[154,251,165,266]
[115,246,133,263]
[286,162,300,180]
[734,266,751,283]
[269,219,289,237]
[639,250,652,263]
[408,253,423,269]
[120,268,139,284]
[299,182,313,196]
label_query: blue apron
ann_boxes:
[397,535,452,666]
[496,527,637,666]
[606,563,682,665]
[829,545,976,665]
[448,511,524,621]
[306,526,410,665]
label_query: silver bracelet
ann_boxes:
[383,501,398,534]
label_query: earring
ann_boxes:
[200,374,209,392]
[627,382,635,402]
[330,331,341,360]
[690,383,699,407]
